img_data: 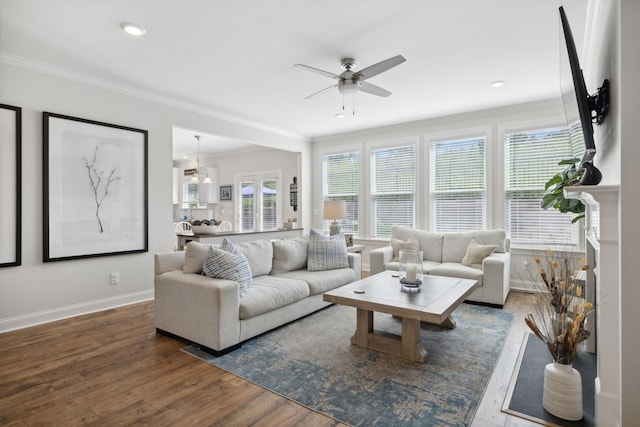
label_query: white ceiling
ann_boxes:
[1,0,589,157]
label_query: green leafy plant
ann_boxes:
[541,158,585,223]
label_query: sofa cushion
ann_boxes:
[442,229,507,262]
[307,228,349,271]
[239,276,310,319]
[183,241,217,274]
[236,239,273,277]
[203,247,253,297]
[271,236,309,274]
[429,262,484,286]
[274,268,355,295]
[391,226,443,262]
[461,236,497,269]
[473,229,507,253]
[391,235,419,261]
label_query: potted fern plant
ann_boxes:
[541,158,585,223]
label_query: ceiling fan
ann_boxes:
[295,55,406,100]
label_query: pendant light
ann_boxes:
[189,135,213,184]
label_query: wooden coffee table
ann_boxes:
[323,270,478,363]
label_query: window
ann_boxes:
[505,127,580,245]
[430,136,486,232]
[322,151,359,234]
[370,145,415,237]
[237,172,281,232]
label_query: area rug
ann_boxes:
[182,303,512,426]
[502,333,596,427]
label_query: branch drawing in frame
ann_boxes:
[0,104,22,267]
[43,112,148,262]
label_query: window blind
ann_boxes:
[370,145,415,237]
[430,137,486,232]
[505,127,579,245]
[322,151,360,234]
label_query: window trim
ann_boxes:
[366,136,419,238]
[424,126,491,232]
[498,119,584,249]
[318,145,362,235]
[234,170,283,232]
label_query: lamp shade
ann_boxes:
[323,200,346,220]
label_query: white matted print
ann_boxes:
[43,112,148,262]
[0,104,21,267]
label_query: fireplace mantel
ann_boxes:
[564,184,619,427]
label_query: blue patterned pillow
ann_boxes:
[220,237,242,255]
[307,228,349,271]
[203,247,253,297]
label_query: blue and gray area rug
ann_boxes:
[183,303,513,427]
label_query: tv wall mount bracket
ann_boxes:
[589,78,610,125]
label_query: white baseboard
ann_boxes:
[0,290,154,333]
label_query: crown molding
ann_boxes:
[0,52,309,142]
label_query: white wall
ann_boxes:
[0,62,310,331]
[586,0,640,423]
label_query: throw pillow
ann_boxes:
[461,236,497,270]
[307,228,349,272]
[203,247,253,297]
[391,235,419,261]
[220,237,242,256]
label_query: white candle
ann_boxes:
[406,264,417,283]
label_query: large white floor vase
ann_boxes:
[542,362,583,421]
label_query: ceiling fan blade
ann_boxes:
[294,64,341,79]
[305,84,338,99]
[355,55,406,80]
[359,81,392,97]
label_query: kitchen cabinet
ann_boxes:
[181,167,218,207]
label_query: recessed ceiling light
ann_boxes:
[490,80,504,88]
[335,113,345,119]
[120,22,146,37]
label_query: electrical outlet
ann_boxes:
[522,260,530,271]
[110,272,120,285]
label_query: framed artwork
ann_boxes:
[220,185,232,201]
[43,112,148,262]
[0,104,22,267]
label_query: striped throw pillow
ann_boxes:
[221,237,242,256]
[203,247,253,297]
[307,228,349,271]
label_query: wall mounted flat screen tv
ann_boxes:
[558,6,609,184]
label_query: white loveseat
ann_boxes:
[370,226,510,307]
[154,236,361,354]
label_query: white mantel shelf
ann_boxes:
[564,184,620,427]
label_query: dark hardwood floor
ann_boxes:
[0,292,539,426]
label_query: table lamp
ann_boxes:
[323,200,346,236]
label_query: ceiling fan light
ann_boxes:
[339,82,359,96]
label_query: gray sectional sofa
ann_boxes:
[370,226,510,306]
[154,236,361,354]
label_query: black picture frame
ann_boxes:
[220,185,233,201]
[0,104,22,267]
[43,112,148,262]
